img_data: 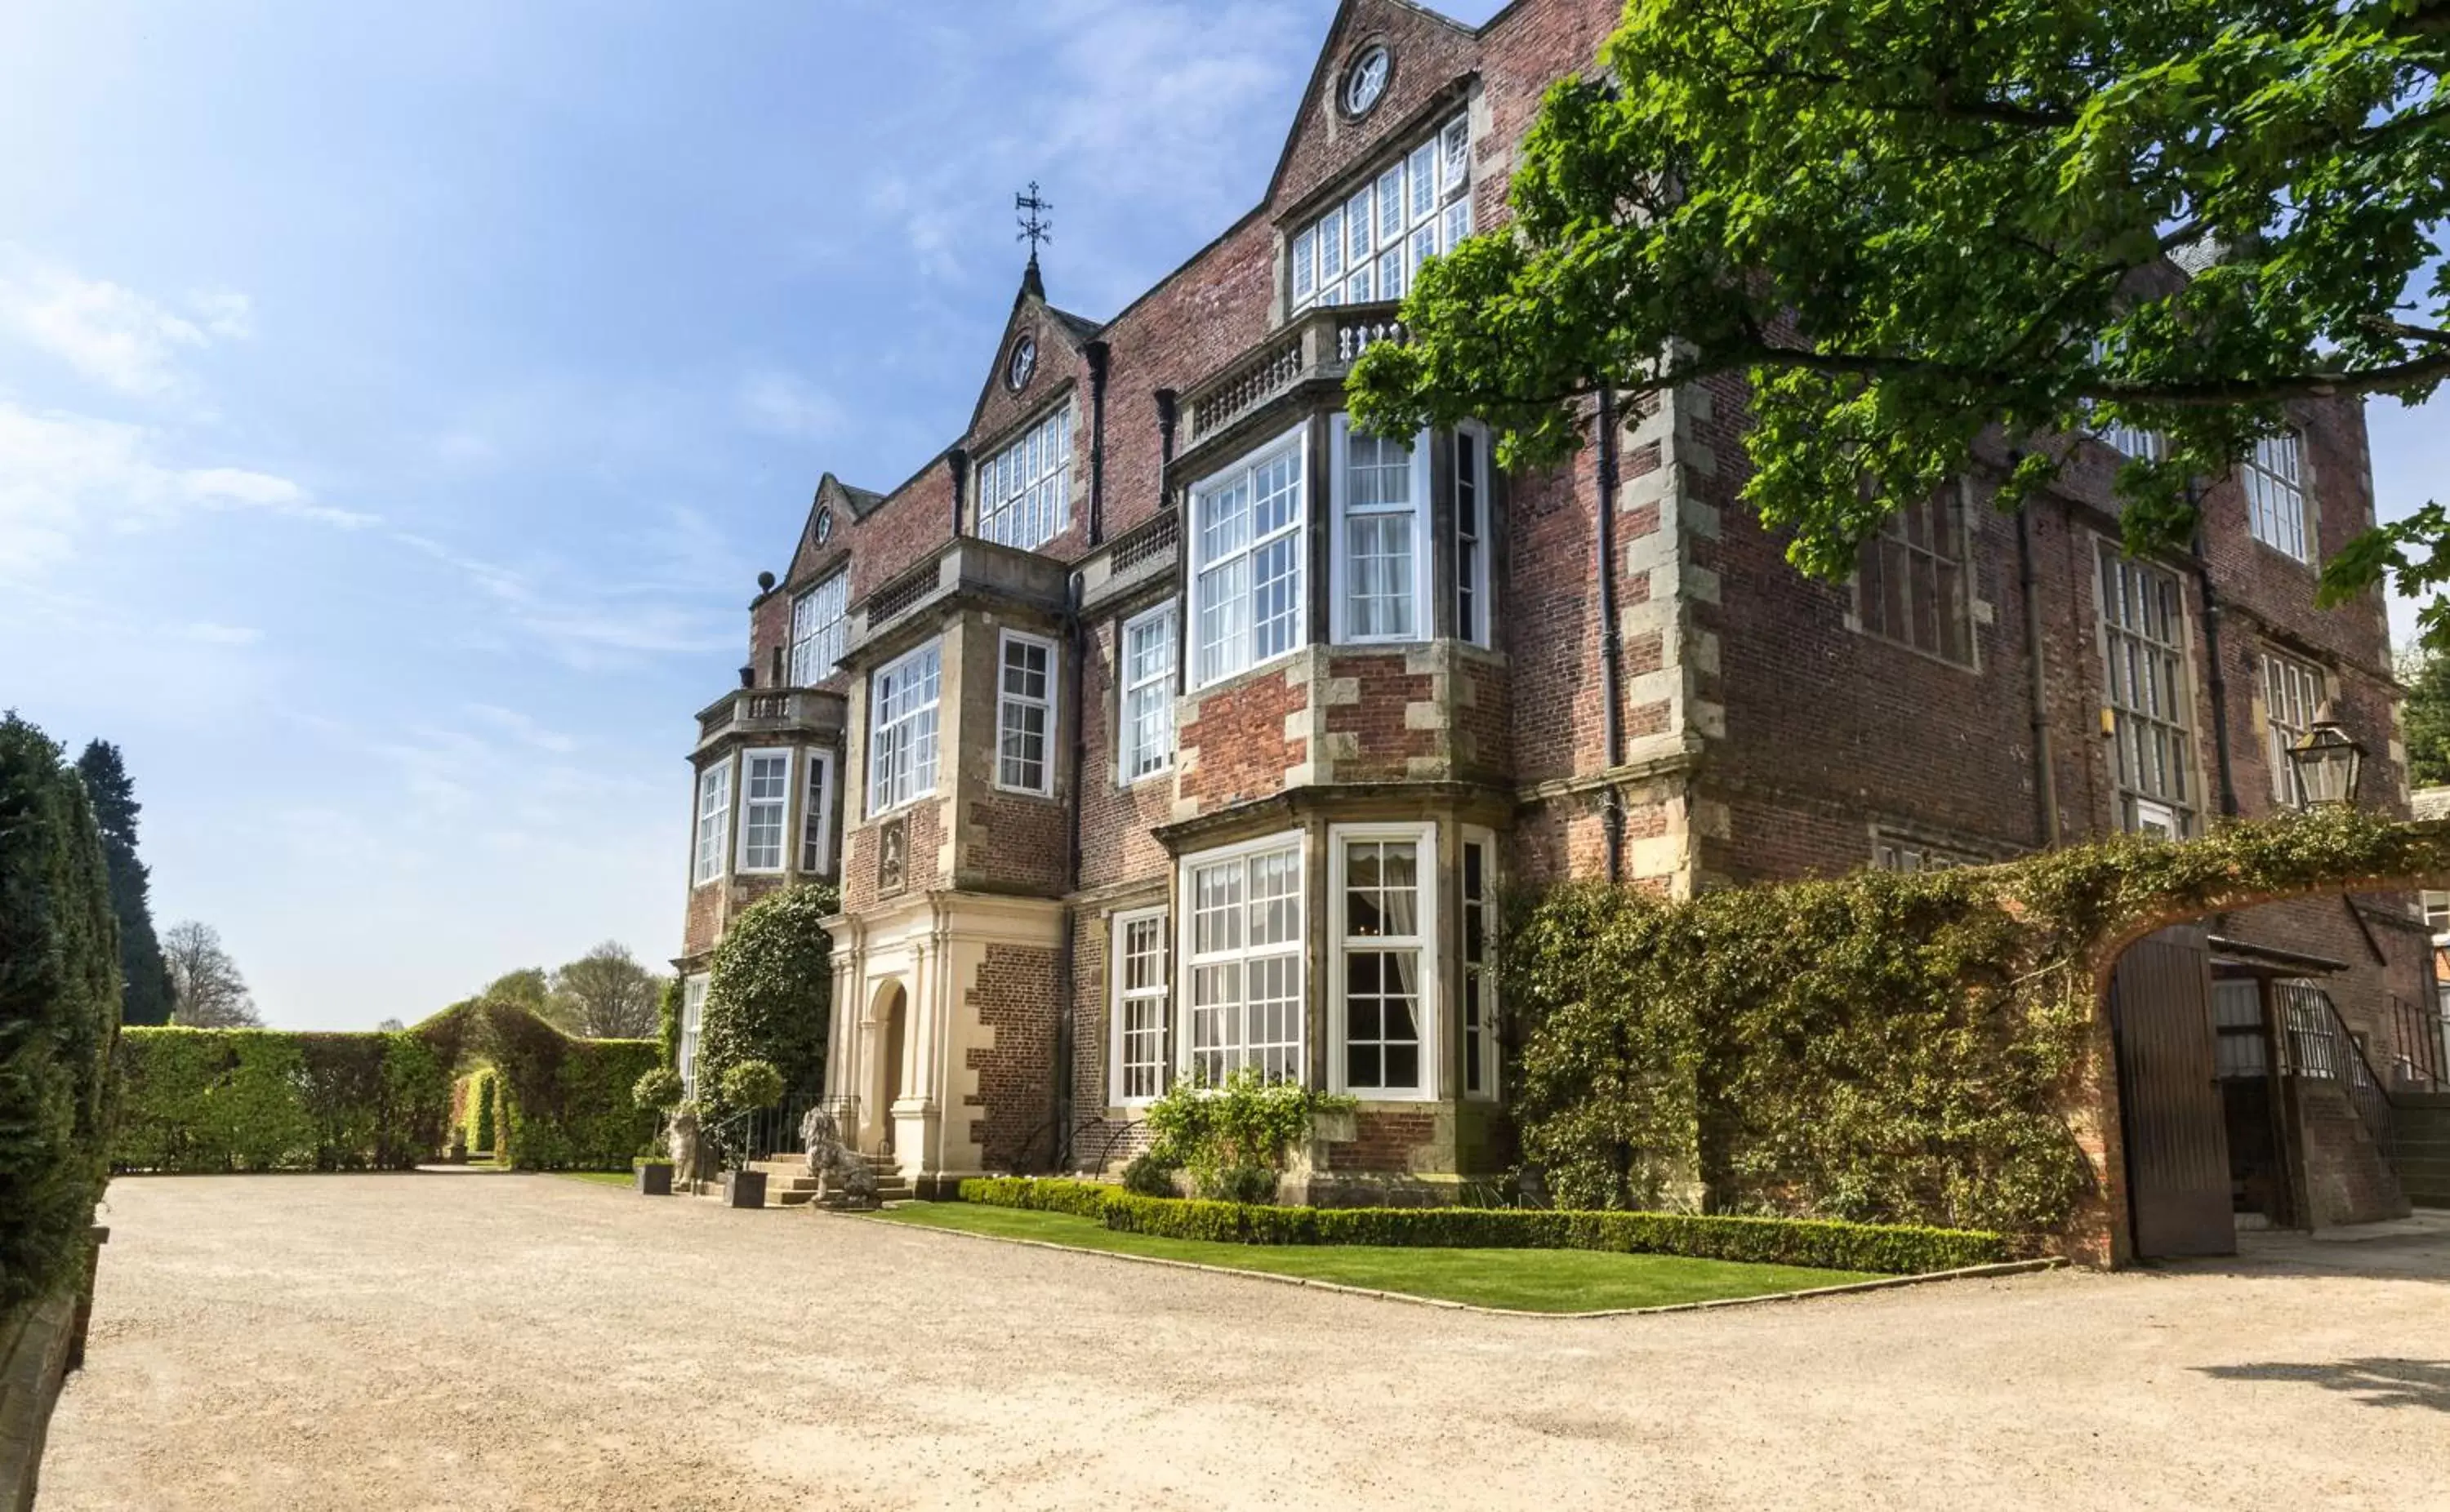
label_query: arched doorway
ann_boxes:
[868,979,908,1156]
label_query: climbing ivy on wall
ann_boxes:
[697,883,837,1131]
[1507,809,2450,1239]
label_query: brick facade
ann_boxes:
[670,0,2438,1248]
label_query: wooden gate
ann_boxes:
[2109,926,2236,1258]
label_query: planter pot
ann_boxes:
[635,1163,673,1196]
[721,1170,767,1208]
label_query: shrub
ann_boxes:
[697,885,835,1129]
[1198,1165,1276,1204]
[956,1176,1115,1221]
[469,1069,498,1155]
[1094,1194,2008,1275]
[1119,1153,1177,1198]
[0,715,122,1315]
[719,1059,784,1111]
[633,1066,683,1111]
[1143,1069,1352,1198]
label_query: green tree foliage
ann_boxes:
[0,714,122,1314]
[74,740,174,1028]
[483,967,553,1013]
[1348,1,2450,640]
[697,884,836,1129]
[1143,1070,1355,1202]
[2402,647,2450,787]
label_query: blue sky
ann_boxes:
[0,1,2439,1029]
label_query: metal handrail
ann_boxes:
[2275,981,2403,1162]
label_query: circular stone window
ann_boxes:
[813,507,835,545]
[1006,333,1038,391]
[1341,42,1391,118]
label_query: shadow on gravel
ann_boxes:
[2194,1358,2450,1413]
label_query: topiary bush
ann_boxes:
[719,1058,784,1111]
[633,1065,683,1112]
[697,884,835,1130]
[0,715,122,1315]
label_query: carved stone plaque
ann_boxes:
[878,814,908,896]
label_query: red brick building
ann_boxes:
[672,0,2446,1254]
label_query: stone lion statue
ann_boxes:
[666,1105,703,1193]
[800,1105,879,1209]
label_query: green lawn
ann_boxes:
[868,1202,1877,1313]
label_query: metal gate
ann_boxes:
[2109,926,2236,1258]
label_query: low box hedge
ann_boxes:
[951,1178,2007,1275]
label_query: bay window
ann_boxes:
[691,758,731,887]
[996,630,1057,795]
[1455,424,1490,647]
[1191,426,1307,688]
[736,749,791,873]
[1332,823,1436,1097]
[1459,828,1499,1100]
[1111,908,1170,1104]
[1290,113,1471,314]
[1330,416,1432,643]
[977,407,1073,551]
[868,641,942,815]
[800,748,836,874]
[1181,835,1304,1085]
[789,571,848,685]
[1120,604,1176,782]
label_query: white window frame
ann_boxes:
[679,973,709,1098]
[1188,422,1308,690]
[691,756,733,887]
[788,571,849,686]
[2096,542,2198,837]
[2259,647,2324,807]
[1454,422,1492,647]
[996,629,1058,796]
[1329,415,1434,644]
[734,747,793,874]
[1290,112,1472,315]
[800,747,837,875]
[866,639,942,817]
[1110,906,1171,1107]
[1329,820,1438,1101]
[976,406,1074,550]
[1459,825,1499,1101]
[2243,429,2311,563]
[1177,832,1307,1087]
[1119,603,1177,784]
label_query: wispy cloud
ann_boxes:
[391,527,742,669]
[737,367,844,439]
[0,402,373,576]
[180,621,265,646]
[0,246,250,398]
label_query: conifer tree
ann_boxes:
[75,740,174,1027]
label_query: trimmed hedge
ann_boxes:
[113,1001,657,1173]
[956,1176,1115,1221]
[951,1179,2007,1275]
[0,715,122,1315]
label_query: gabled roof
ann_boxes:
[960,257,1107,440]
[1259,0,1479,211]
[779,472,872,588]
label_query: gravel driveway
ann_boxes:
[38,1175,2450,1511]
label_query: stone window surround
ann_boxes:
[1118,602,1178,785]
[1459,823,1499,1101]
[1178,829,1307,1086]
[2243,428,2314,566]
[973,400,1076,552]
[867,638,943,819]
[800,746,838,877]
[2093,536,2202,838]
[692,756,732,888]
[1188,420,1310,691]
[790,570,849,687]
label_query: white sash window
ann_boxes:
[868,641,942,815]
[1111,909,1170,1105]
[691,758,731,887]
[1120,605,1177,782]
[1330,416,1432,643]
[1190,426,1307,688]
[736,749,791,873]
[789,571,848,685]
[996,630,1058,795]
[1331,823,1437,1097]
[1180,835,1305,1085]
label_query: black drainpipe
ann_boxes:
[947,446,969,540]
[2011,456,2061,848]
[1052,581,1088,1172]
[1085,341,1111,546]
[2187,487,2239,818]
[1155,389,1178,474]
[1594,388,1625,883]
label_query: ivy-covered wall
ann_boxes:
[1507,809,2450,1257]
[694,883,835,1127]
[114,1002,657,1173]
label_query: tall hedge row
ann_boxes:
[113,1001,657,1173]
[0,716,122,1314]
